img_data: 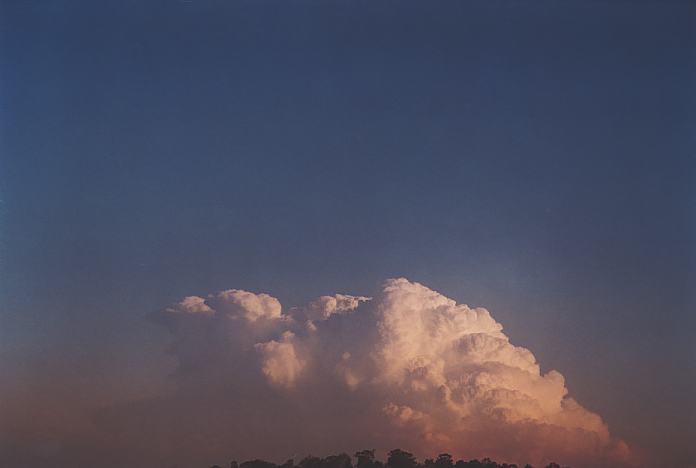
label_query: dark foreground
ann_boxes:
[210,449,567,468]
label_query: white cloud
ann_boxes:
[150,278,634,467]
[166,296,214,315]
[290,294,371,322]
[255,331,306,388]
[210,289,283,322]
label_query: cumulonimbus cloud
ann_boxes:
[155,278,634,468]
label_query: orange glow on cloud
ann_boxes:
[153,278,636,467]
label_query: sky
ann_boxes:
[1,1,695,467]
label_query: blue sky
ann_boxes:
[1,1,695,466]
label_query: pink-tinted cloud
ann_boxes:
[0,278,639,468]
[150,278,635,467]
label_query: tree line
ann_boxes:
[210,448,568,468]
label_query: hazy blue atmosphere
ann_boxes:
[1,1,694,467]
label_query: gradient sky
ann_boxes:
[1,1,695,467]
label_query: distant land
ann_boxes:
[209,449,567,468]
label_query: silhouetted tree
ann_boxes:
[434,454,453,468]
[241,459,278,468]
[355,449,377,468]
[324,453,353,468]
[387,449,418,468]
[220,448,568,468]
[298,456,323,468]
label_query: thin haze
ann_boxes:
[0,1,695,468]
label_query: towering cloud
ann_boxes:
[152,278,632,468]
